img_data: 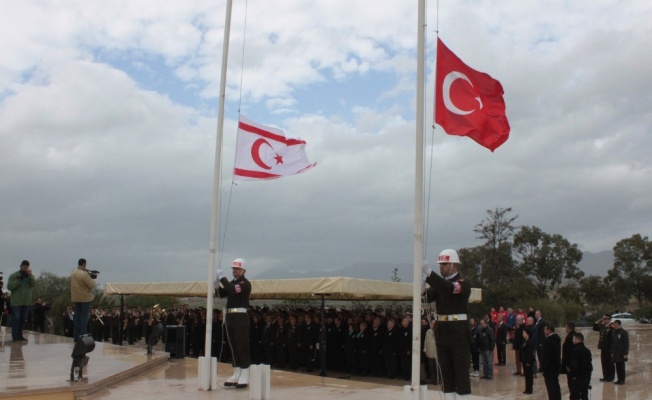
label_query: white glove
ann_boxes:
[213,269,224,289]
[420,269,429,294]
[421,260,432,276]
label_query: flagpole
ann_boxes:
[202,0,233,390]
[410,0,426,394]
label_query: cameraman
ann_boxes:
[8,260,36,342]
[70,258,96,340]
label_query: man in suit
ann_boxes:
[541,324,562,400]
[560,322,576,393]
[495,315,508,366]
[610,319,629,385]
[535,310,546,372]
[569,333,592,400]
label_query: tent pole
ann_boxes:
[119,295,124,346]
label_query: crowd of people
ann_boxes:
[2,256,631,400]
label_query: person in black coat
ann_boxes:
[214,258,252,388]
[273,314,287,368]
[261,314,276,365]
[495,315,508,366]
[593,314,615,381]
[301,314,319,372]
[369,316,386,377]
[422,250,472,396]
[329,316,347,371]
[541,324,562,400]
[383,318,400,379]
[344,322,358,376]
[512,315,525,376]
[469,318,481,377]
[569,333,592,400]
[520,328,536,395]
[356,321,371,376]
[478,318,495,379]
[286,315,302,370]
[535,310,546,372]
[610,320,629,384]
[560,322,576,393]
[249,313,264,364]
[397,316,413,381]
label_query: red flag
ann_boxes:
[435,38,510,152]
[233,116,317,181]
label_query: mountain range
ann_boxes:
[251,250,614,282]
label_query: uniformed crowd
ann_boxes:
[67,302,437,379]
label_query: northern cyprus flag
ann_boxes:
[233,116,317,181]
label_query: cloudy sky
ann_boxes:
[1,0,650,286]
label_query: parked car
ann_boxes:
[611,312,637,325]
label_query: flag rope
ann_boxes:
[219,0,249,267]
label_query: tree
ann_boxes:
[391,268,401,282]
[607,233,652,306]
[34,271,72,335]
[473,207,518,251]
[579,275,616,309]
[457,246,484,287]
[472,207,519,286]
[513,226,584,298]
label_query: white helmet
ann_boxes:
[231,258,246,270]
[437,249,461,264]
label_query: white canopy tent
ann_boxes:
[104,277,482,302]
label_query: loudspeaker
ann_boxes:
[165,325,185,358]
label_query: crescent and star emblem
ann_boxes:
[251,138,284,170]
[442,71,483,115]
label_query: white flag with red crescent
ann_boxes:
[234,116,317,181]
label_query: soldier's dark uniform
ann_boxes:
[262,317,276,365]
[398,321,413,380]
[215,272,252,370]
[383,322,400,379]
[300,317,319,372]
[274,316,288,368]
[369,324,386,377]
[424,268,472,395]
[286,318,302,370]
[592,317,614,381]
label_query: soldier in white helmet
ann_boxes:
[422,249,472,399]
[214,258,252,388]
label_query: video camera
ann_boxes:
[88,270,100,279]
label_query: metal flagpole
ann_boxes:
[201,0,233,390]
[408,0,427,397]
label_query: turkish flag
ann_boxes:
[233,116,317,181]
[435,38,510,152]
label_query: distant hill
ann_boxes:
[578,250,613,277]
[252,250,614,282]
[253,262,413,282]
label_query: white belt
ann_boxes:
[226,308,248,313]
[437,314,467,321]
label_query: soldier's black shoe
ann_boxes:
[235,383,248,389]
[224,382,237,387]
